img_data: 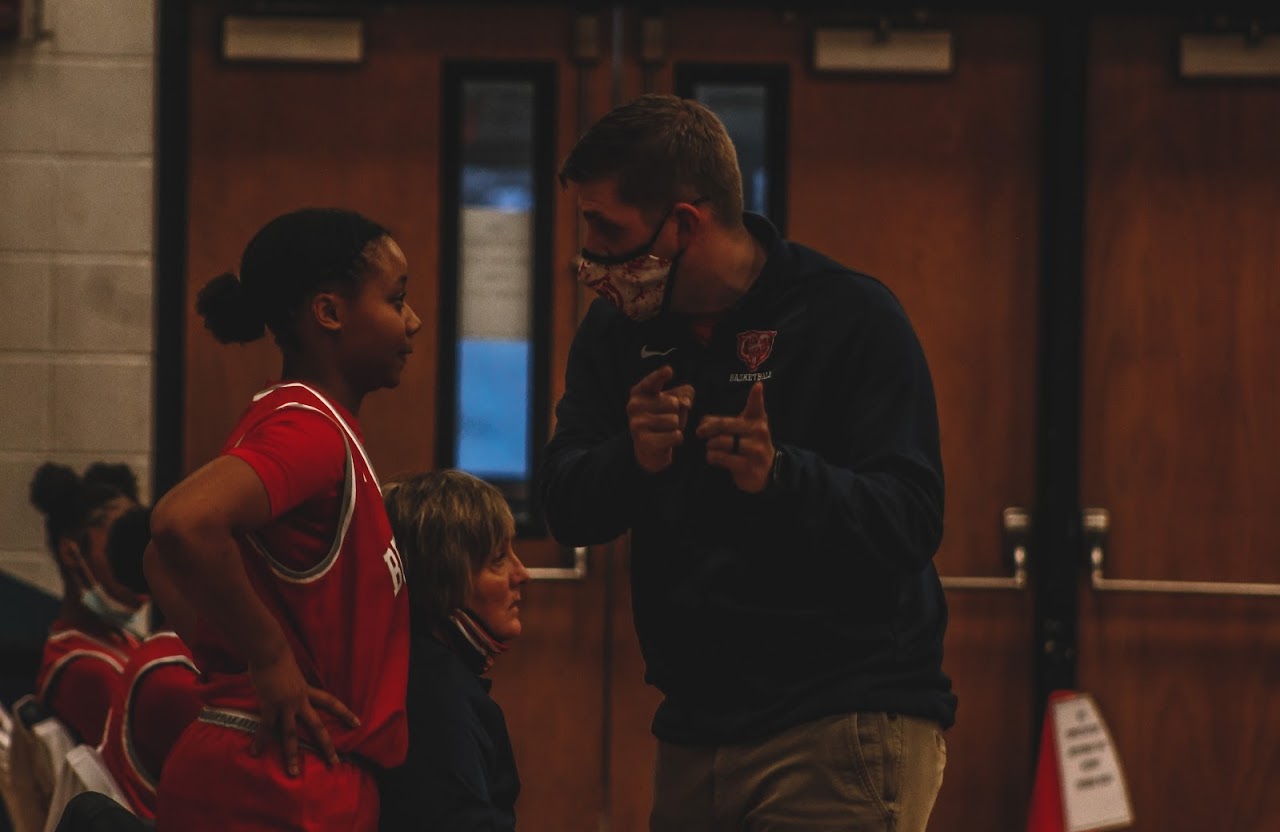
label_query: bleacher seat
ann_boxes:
[42,745,128,832]
[1,699,15,831]
[7,696,75,832]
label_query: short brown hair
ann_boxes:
[559,93,744,225]
[384,470,514,629]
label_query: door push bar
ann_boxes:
[526,546,589,582]
[940,506,1030,591]
[1082,507,1280,597]
[531,507,1034,588]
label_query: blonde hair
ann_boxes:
[559,93,744,226]
[383,470,514,628]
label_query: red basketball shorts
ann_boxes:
[156,718,379,831]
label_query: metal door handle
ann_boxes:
[940,506,1029,590]
[1083,507,1280,597]
[526,546,588,581]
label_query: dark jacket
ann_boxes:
[378,633,519,831]
[540,213,956,745]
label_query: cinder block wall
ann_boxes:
[0,0,156,596]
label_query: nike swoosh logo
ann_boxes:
[640,346,677,359]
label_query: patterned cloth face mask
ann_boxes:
[576,250,674,322]
[576,199,704,322]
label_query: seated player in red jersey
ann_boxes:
[29,462,145,745]
[146,208,420,832]
[97,505,200,820]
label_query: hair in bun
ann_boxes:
[196,271,267,344]
[29,462,81,518]
[84,462,139,502]
[200,209,391,349]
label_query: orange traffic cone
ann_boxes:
[1026,690,1078,832]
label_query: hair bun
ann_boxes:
[29,463,81,516]
[196,271,266,344]
[84,462,139,502]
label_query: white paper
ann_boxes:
[1053,693,1135,832]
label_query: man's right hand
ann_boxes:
[627,365,696,474]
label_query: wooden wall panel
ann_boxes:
[1079,16,1280,832]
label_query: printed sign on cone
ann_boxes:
[1027,690,1134,832]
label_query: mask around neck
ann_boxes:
[80,582,142,633]
[449,608,512,673]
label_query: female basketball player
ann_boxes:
[147,208,420,830]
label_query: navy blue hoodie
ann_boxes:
[540,213,956,744]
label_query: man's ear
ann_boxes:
[673,201,705,247]
[311,292,344,334]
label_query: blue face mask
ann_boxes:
[80,582,142,632]
[69,538,142,634]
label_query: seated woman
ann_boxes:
[378,470,531,832]
[98,506,201,820]
[29,462,145,745]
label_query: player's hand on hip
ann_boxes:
[248,646,360,776]
[627,365,695,475]
[697,381,774,493]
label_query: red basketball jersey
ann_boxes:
[99,631,199,819]
[189,382,409,768]
[37,622,138,744]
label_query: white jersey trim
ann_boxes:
[39,649,126,700]
[120,649,198,793]
[46,629,133,663]
[238,401,356,585]
[251,382,381,489]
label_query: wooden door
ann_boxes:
[1078,17,1280,832]
[184,5,611,830]
[182,9,1280,832]
[606,11,1045,832]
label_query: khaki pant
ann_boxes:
[651,712,946,832]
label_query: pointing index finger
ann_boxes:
[633,365,675,396]
[740,381,767,421]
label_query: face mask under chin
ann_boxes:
[80,582,142,632]
[69,541,140,632]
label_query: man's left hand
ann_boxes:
[696,381,774,494]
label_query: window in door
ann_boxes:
[676,64,789,233]
[438,63,555,531]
